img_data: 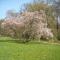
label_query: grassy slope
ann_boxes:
[0,37,60,60]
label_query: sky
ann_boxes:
[0,0,33,19]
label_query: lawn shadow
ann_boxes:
[0,39,24,44]
[0,39,48,44]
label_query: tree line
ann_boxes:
[0,0,60,42]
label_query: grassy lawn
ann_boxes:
[0,37,60,60]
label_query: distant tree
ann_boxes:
[53,0,60,40]
[6,10,19,18]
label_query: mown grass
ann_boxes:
[0,36,60,60]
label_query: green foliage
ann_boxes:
[57,28,60,40]
[25,3,48,12]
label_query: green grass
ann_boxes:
[0,37,60,60]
